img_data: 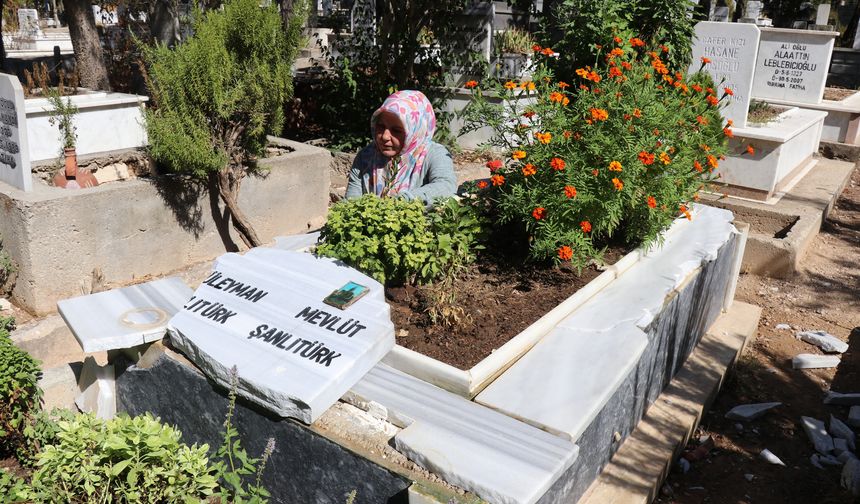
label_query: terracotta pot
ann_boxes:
[64,147,77,178]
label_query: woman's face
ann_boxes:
[374,111,407,158]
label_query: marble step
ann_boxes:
[346,363,579,504]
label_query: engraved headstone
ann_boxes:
[746,0,763,19]
[690,22,761,127]
[17,9,42,38]
[752,28,836,104]
[713,6,729,22]
[0,74,32,192]
[167,249,395,424]
[816,4,831,26]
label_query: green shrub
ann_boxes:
[317,195,484,285]
[0,234,16,293]
[0,318,43,460]
[0,468,30,503]
[28,413,218,502]
[461,41,729,267]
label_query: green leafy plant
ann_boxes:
[460,41,729,267]
[0,236,15,294]
[45,88,79,150]
[142,0,308,248]
[495,28,536,55]
[0,318,43,461]
[212,366,275,503]
[27,412,219,502]
[0,468,30,503]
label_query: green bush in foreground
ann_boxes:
[0,318,42,461]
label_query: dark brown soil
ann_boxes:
[824,87,858,101]
[747,101,784,125]
[388,247,628,370]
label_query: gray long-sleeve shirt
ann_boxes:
[345,141,457,206]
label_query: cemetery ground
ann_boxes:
[657,163,860,504]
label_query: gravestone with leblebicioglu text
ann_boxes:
[0,74,31,192]
[751,27,837,104]
[167,248,394,424]
[689,22,761,128]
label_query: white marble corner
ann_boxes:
[272,231,321,252]
[348,364,579,504]
[58,277,192,353]
[475,324,648,442]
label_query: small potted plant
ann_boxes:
[493,28,535,80]
[46,90,95,188]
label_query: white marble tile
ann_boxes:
[169,250,394,424]
[273,231,321,252]
[348,364,578,504]
[58,277,192,353]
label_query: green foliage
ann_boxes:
[45,88,79,150]
[317,195,484,285]
[0,320,43,461]
[143,0,306,177]
[542,0,700,79]
[494,28,536,55]
[0,468,30,503]
[0,234,16,294]
[27,412,218,502]
[211,366,274,503]
[460,42,729,266]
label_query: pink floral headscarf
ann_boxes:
[365,90,437,196]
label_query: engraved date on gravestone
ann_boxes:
[761,43,816,91]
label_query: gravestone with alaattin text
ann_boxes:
[0,74,32,192]
[167,248,395,424]
[751,28,837,104]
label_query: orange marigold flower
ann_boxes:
[701,57,711,64]
[558,81,570,89]
[519,80,536,91]
[638,151,655,165]
[522,163,537,176]
[706,95,719,106]
[563,130,572,139]
[590,108,609,121]
[621,61,632,70]
[660,44,669,53]
[504,81,516,90]
[746,144,755,155]
[707,154,718,169]
[564,185,577,198]
[680,205,692,220]
[610,47,624,57]
[609,66,623,78]
[613,36,623,44]
[700,143,711,152]
[486,159,503,172]
[612,178,624,191]
[633,108,642,118]
[549,91,564,103]
[723,87,734,96]
[653,128,660,136]
[696,115,708,125]
[692,84,703,92]
[647,195,657,208]
[491,174,505,186]
[592,169,599,176]
[608,160,623,172]
[536,132,552,144]
[550,157,566,171]
[574,132,582,140]
[580,220,592,233]
[644,73,652,80]
[464,80,478,89]
[726,119,734,127]
[477,180,489,189]
[541,47,555,56]
[630,37,645,47]
[562,96,570,106]
[706,87,715,95]
[532,44,542,52]
[512,150,526,160]
[558,245,573,261]
[523,110,536,118]
[532,207,546,220]
[694,160,703,172]
[659,152,671,165]
[723,127,734,138]
[663,75,674,84]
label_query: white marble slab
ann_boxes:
[475,205,738,441]
[168,250,394,424]
[347,363,579,504]
[58,277,192,353]
[0,73,31,191]
[690,21,761,127]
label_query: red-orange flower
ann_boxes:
[680,205,692,220]
[723,127,734,138]
[558,245,573,261]
[701,56,712,64]
[608,160,623,172]
[612,178,624,191]
[541,47,555,56]
[638,151,655,165]
[549,91,564,103]
[707,154,718,169]
[563,130,572,139]
[491,174,505,186]
[580,220,592,233]
[522,110,536,118]
[630,37,645,47]
[522,163,537,176]
[609,66,623,78]
[558,81,570,89]
[621,61,632,70]
[692,84,703,93]
[696,115,708,125]
[610,47,624,57]
[590,108,609,121]
[464,80,478,89]
[532,207,546,220]
[564,185,577,198]
[693,160,703,172]
[746,144,755,155]
[532,44,542,52]
[613,36,623,44]
[706,95,719,107]
[723,87,734,96]
[550,157,566,171]
[647,196,657,208]
[477,180,488,189]
[592,169,600,176]
[486,159,503,172]
[659,152,671,165]
[535,132,552,144]
[512,150,526,160]
[633,108,642,118]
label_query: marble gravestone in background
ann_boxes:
[751,28,837,104]
[690,22,761,127]
[168,249,395,424]
[0,74,31,192]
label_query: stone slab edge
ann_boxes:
[577,301,761,504]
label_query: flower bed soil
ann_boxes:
[823,87,857,101]
[387,246,629,370]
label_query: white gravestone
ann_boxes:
[816,4,831,26]
[17,9,42,38]
[168,249,395,424]
[690,22,761,127]
[0,74,31,192]
[751,28,837,104]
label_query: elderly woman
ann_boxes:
[345,90,457,205]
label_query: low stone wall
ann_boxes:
[0,138,330,315]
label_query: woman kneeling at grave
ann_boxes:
[345,90,457,205]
